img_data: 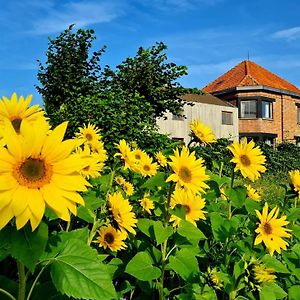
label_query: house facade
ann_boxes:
[202,60,300,145]
[157,93,238,144]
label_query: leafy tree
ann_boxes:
[36,24,105,124]
[104,42,192,118]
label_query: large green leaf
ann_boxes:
[288,285,300,300]
[153,221,173,245]
[10,222,48,271]
[50,238,116,300]
[177,220,206,244]
[78,191,103,223]
[141,172,166,190]
[0,227,12,261]
[261,255,289,273]
[125,251,161,281]
[137,218,155,239]
[226,186,246,208]
[260,282,287,300]
[168,248,199,281]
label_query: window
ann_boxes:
[222,111,233,125]
[262,101,273,119]
[297,106,300,124]
[240,100,257,118]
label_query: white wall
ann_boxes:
[157,102,239,144]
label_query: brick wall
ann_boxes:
[217,90,300,143]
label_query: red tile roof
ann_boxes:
[202,60,300,94]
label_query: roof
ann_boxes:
[202,60,300,94]
[180,93,234,107]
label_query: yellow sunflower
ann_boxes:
[208,267,223,289]
[139,196,154,214]
[108,192,137,235]
[155,151,167,167]
[0,120,89,231]
[227,138,266,182]
[123,181,134,196]
[289,170,300,197]
[166,146,209,193]
[169,188,206,226]
[253,264,276,284]
[132,148,147,162]
[115,139,136,170]
[190,119,216,145]
[137,155,158,177]
[95,225,127,252]
[115,176,126,186]
[246,185,261,201]
[0,93,48,135]
[90,140,108,162]
[254,202,291,256]
[75,145,104,179]
[76,123,102,146]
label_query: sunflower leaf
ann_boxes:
[10,222,48,272]
[153,221,173,245]
[125,251,161,281]
[50,238,116,300]
[260,282,287,300]
[141,172,166,190]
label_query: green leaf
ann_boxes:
[261,255,290,273]
[137,218,155,239]
[50,239,116,299]
[286,208,300,222]
[227,186,246,208]
[0,227,12,261]
[245,198,261,215]
[125,251,161,281]
[78,191,102,223]
[141,172,166,190]
[260,282,287,300]
[288,285,300,300]
[290,224,300,241]
[0,275,18,300]
[153,221,173,245]
[177,220,206,244]
[10,222,48,271]
[31,281,69,300]
[168,248,199,281]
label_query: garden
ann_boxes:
[0,26,300,300]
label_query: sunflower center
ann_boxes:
[85,133,93,141]
[104,232,115,244]
[13,158,53,189]
[11,118,22,134]
[135,154,141,160]
[182,204,191,214]
[83,165,90,171]
[240,155,251,166]
[179,166,192,182]
[144,165,150,171]
[263,222,272,235]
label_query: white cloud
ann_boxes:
[31,1,124,35]
[271,27,300,41]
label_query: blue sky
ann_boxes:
[1,0,300,105]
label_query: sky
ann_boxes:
[1,0,300,105]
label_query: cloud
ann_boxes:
[30,1,124,35]
[271,27,300,41]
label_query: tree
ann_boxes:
[104,42,191,118]
[36,24,105,124]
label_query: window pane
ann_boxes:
[222,111,233,125]
[240,100,256,118]
[262,101,272,119]
[298,107,300,123]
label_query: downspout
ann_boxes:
[281,94,284,142]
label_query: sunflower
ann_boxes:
[246,185,261,201]
[190,119,216,145]
[132,148,147,162]
[208,267,223,289]
[75,145,104,179]
[76,123,102,146]
[219,187,228,201]
[90,140,108,162]
[108,192,137,235]
[227,138,266,182]
[0,93,48,135]
[253,264,276,284]
[138,155,158,177]
[139,196,154,214]
[254,202,291,256]
[289,170,300,197]
[166,146,209,193]
[115,139,136,170]
[123,181,134,196]
[115,176,126,186]
[155,151,167,167]
[95,225,127,252]
[0,120,89,231]
[169,188,206,226]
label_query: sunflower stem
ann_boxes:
[230,166,235,188]
[0,288,16,300]
[87,219,101,246]
[17,261,26,300]
[159,239,168,300]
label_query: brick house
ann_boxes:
[202,60,300,145]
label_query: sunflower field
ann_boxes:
[0,93,300,300]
